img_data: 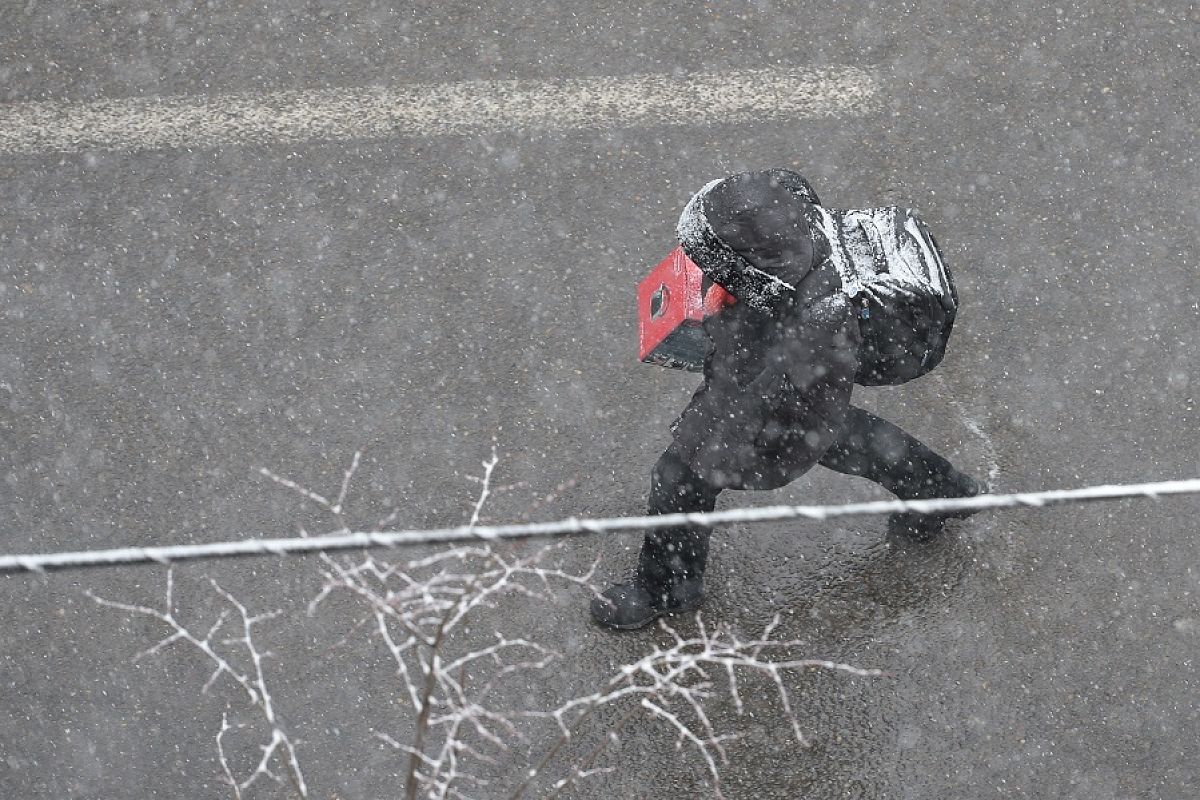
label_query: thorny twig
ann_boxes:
[348,553,585,800]
[88,571,308,799]
[510,614,881,800]
[308,449,600,800]
[90,443,879,799]
[258,450,362,520]
[466,445,500,530]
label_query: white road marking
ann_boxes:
[0,66,880,155]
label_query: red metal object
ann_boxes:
[638,246,736,371]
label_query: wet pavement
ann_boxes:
[3,1,1199,798]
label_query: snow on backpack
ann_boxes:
[813,205,959,385]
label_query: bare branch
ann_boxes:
[256,467,332,511]
[216,714,243,800]
[90,571,308,798]
[466,444,499,529]
[331,450,362,516]
[640,698,724,798]
[91,443,880,800]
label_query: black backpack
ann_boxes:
[813,206,959,386]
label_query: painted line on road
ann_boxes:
[0,66,880,155]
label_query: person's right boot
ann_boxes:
[888,472,984,542]
[589,576,705,631]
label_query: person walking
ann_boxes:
[592,169,982,630]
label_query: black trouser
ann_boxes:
[637,406,974,590]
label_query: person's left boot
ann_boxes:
[589,576,704,630]
[888,473,984,542]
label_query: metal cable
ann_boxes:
[2,478,1198,574]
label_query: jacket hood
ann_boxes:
[676,170,823,310]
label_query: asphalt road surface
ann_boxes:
[3,2,1198,798]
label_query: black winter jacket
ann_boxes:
[669,169,955,490]
[670,259,860,490]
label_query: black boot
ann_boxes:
[590,576,705,630]
[592,448,717,630]
[887,472,983,542]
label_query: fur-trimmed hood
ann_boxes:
[675,169,827,310]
